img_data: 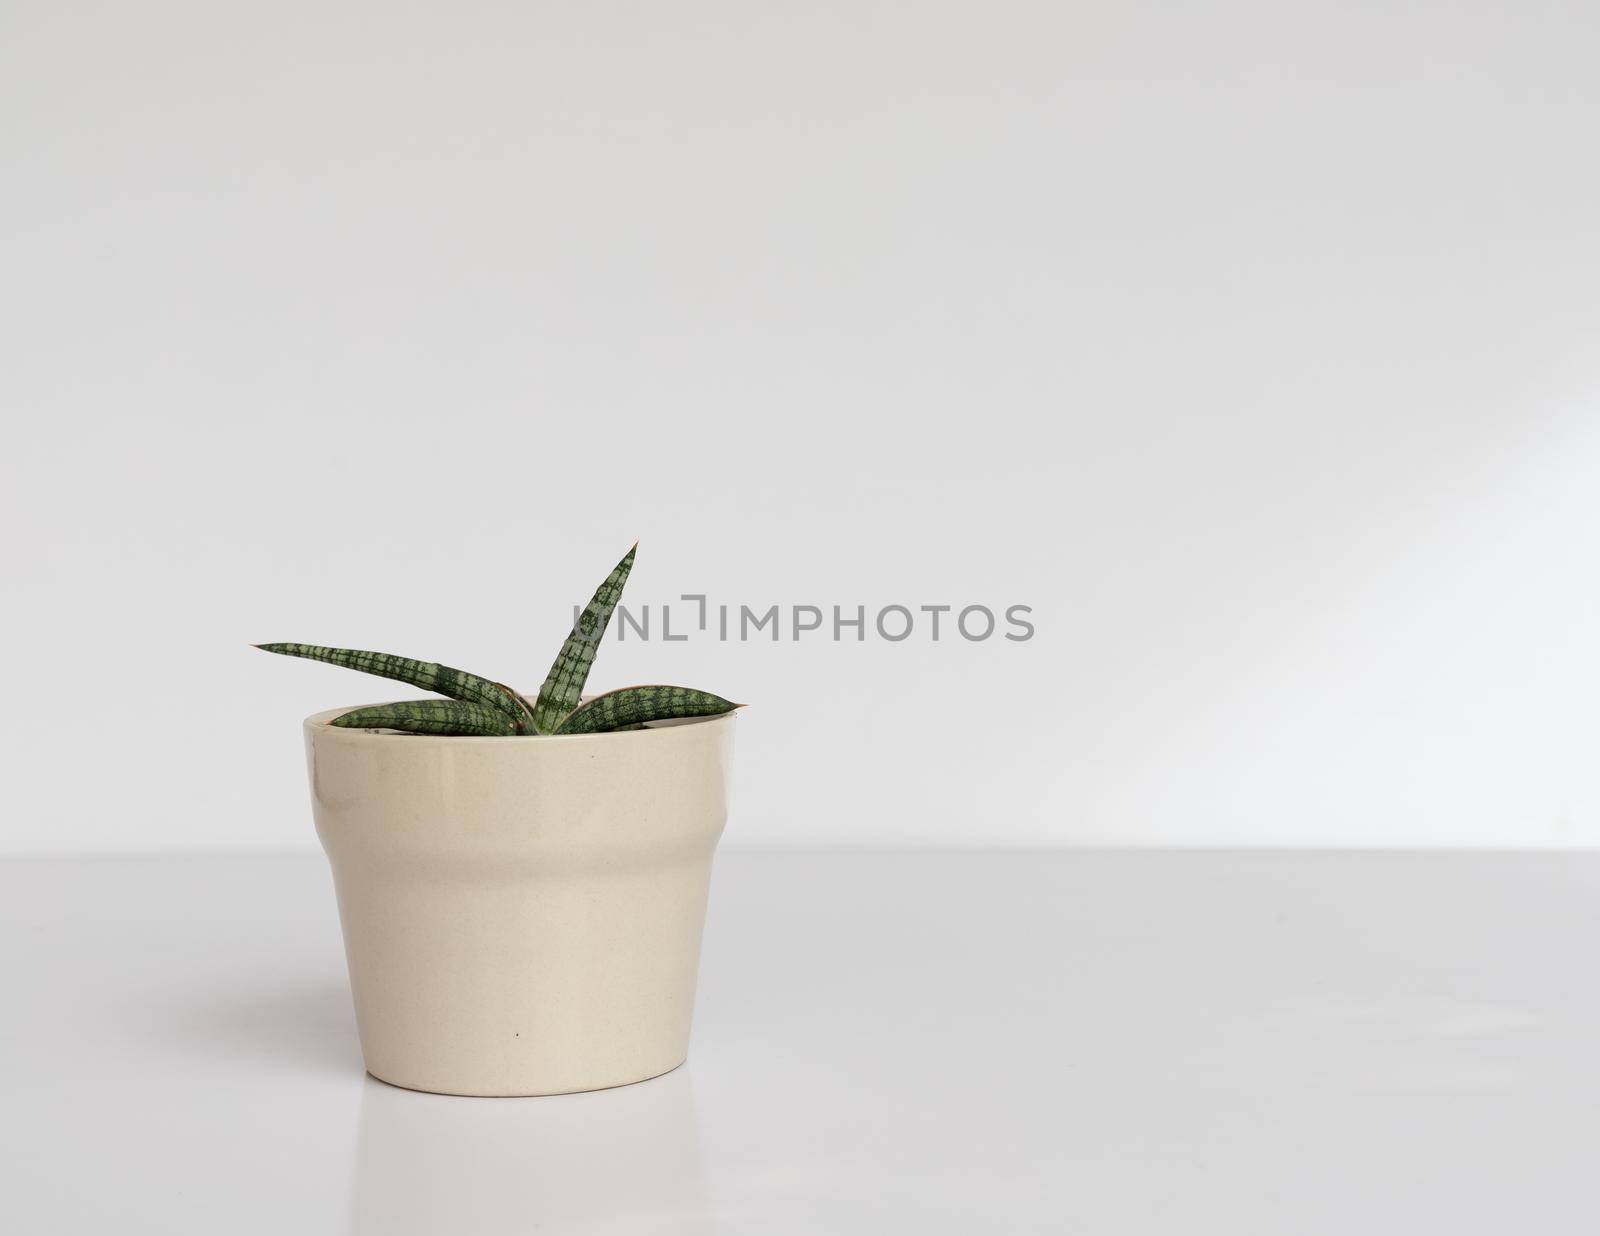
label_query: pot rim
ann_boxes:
[303,701,738,746]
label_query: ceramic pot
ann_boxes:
[303,705,735,1097]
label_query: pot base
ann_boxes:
[364,1057,689,1099]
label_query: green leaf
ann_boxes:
[330,700,516,736]
[256,643,534,731]
[533,544,636,734]
[553,685,739,735]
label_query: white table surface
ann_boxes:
[3,850,1597,1234]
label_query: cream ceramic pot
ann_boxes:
[304,705,734,1097]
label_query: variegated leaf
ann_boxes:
[256,643,534,730]
[533,544,635,734]
[553,685,738,735]
[330,700,516,735]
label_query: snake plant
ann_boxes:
[257,545,739,736]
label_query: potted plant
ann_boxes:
[258,545,740,1097]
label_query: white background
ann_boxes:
[5,0,1598,853]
